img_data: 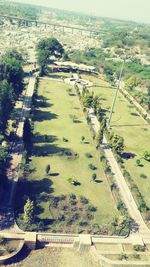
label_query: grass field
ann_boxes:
[83,74,150,207]
[24,78,117,232]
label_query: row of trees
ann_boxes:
[0,49,24,192]
[0,49,24,132]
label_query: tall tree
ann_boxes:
[23,198,34,225]
[36,37,64,75]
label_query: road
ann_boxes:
[88,107,150,236]
[0,76,35,231]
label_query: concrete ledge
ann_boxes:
[25,232,37,249]
[79,234,92,252]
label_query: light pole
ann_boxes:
[107,58,125,130]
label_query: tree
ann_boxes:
[81,136,85,143]
[45,164,50,175]
[36,38,64,75]
[23,198,34,225]
[23,118,32,145]
[92,173,97,182]
[0,55,24,97]
[96,128,104,145]
[92,95,101,115]
[125,76,139,90]
[143,151,150,162]
[136,159,141,167]
[111,134,125,155]
[0,80,13,132]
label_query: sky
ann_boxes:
[11,0,150,23]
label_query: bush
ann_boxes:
[133,244,145,252]
[88,205,97,212]
[88,163,97,170]
[80,196,89,204]
[100,155,105,161]
[85,152,93,158]
[70,199,76,205]
[62,137,68,142]
[140,173,147,179]
[92,173,97,181]
[69,194,76,200]
[79,221,88,226]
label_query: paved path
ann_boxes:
[88,107,150,235]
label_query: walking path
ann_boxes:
[76,81,150,237]
[88,106,150,236]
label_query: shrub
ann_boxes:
[88,163,97,170]
[136,159,141,166]
[70,199,76,205]
[79,221,88,226]
[100,155,105,161]
[140,173,147,179]
[81,136,85,142]
[62,137,68,142]
[88,205,97,212]
[92,173,97,181]
[69,194,76,200]
[80,196,89,204]
[85,152,93,158]
[133,244,145,252]
[144,151,150,161]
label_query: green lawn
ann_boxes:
[28,79,117,231]
[83,74,150,207]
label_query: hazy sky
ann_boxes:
[13,0,150,23]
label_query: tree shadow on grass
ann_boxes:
[130,112,140,116]
[121,152,136,159]
[35,95,53,109]
[15,178,54,213]
[50,173,59,177]
[32,144,74,157]
[4,245,31,266]
[95,179,103,183]
[33,110,58,122]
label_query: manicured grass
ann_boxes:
[29,79,117,230]
[84,74,150,207]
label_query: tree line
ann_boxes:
[0,49,24,192]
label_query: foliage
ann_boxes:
[85,152,93,158]
[109,133,125,155]
[36,38,64,75]
[68,177,80,186]
[143,151,150,162]
[92,173,97,181]
[23,198,34,225]
[88,163,97,170]
[133,244,145,252]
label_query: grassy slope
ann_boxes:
[83,74,150,206]
[30,79,117,225]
